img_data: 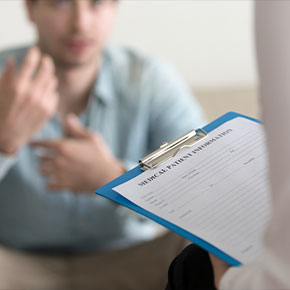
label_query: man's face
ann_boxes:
[26,0,118,68]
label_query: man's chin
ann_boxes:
[55,55,97,70]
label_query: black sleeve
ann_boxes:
[165,244,216,290]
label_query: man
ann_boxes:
[0,0,205,289]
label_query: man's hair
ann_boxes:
[30,0,119,2]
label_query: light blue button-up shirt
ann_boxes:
[0,45,205,252]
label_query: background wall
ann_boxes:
[0,0,257,89]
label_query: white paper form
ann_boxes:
[114,117,271,264]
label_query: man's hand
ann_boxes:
[0,47,59,154]
[31,114,125,193]
[209,253,230,288]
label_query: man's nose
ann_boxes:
[71,4,92,33]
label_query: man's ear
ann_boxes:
[24,0,36,22]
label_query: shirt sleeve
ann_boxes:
[144,59,206,153]
[220,2,290,288]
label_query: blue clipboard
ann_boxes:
[96,112,260,267]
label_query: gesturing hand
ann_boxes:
[31,114,125,193]
[0,47,59,154]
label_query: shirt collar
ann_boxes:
[92,49,114,106]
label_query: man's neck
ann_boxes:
[56,58,100,119]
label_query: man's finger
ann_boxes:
[32,55,55,89]
[39,155,67,170]
[43,75,58,95]
[31,140,63,152]
[39,155,56,162]
[0,57,16,83]
[40,165,54,175]
[17,47,41,82]
[47,183,63,191]
[40,77,59,113]
[47,178,69,191]
[39,156,55,172]
[47,176,61,190]
[64,114,91,139]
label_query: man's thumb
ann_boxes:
[0,57,15,83]
[65,114,90,139]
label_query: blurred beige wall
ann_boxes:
[195,86,260,122]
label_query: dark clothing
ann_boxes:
[166,244,216,290]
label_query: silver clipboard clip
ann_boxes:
[139,128,208,171]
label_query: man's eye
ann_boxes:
[52,0,71,6]
[91,0,105,7]
[49,0,105,8]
